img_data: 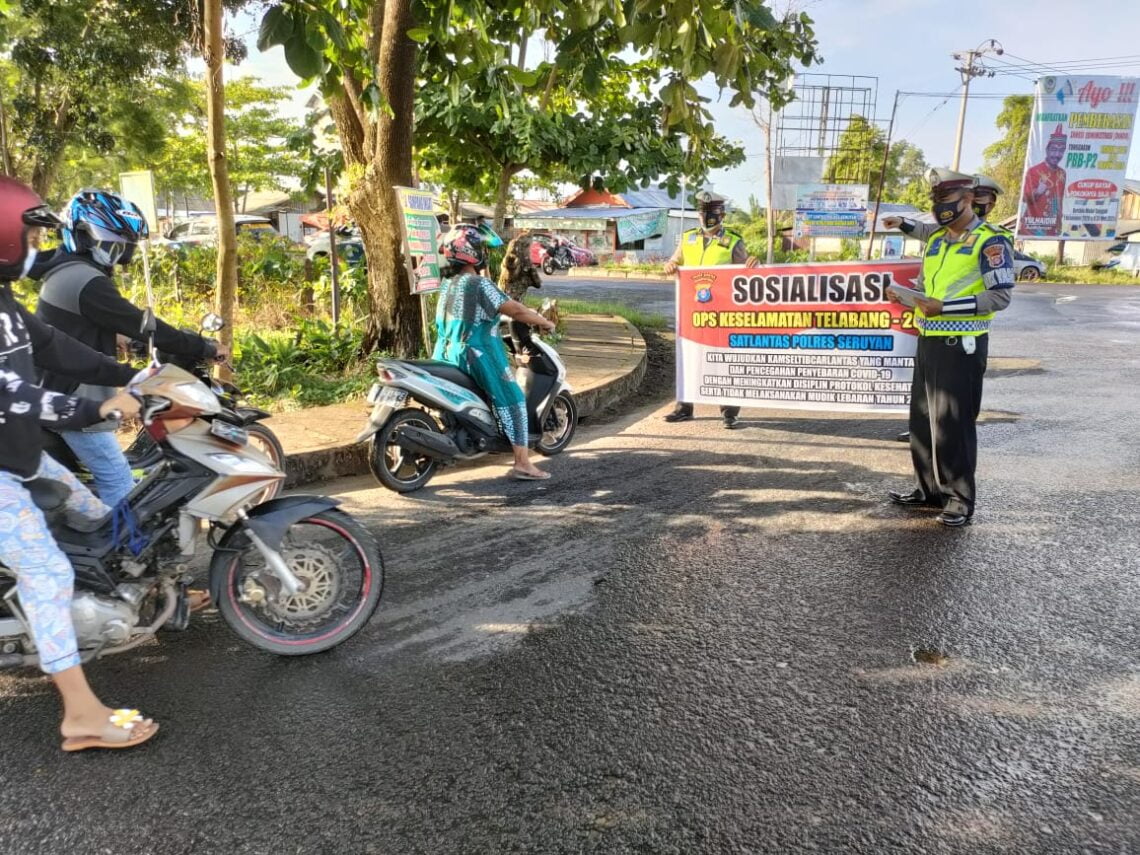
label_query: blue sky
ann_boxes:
[226,0,1140,204]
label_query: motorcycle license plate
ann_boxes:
[373,387,407,408]
[210,420,248,446]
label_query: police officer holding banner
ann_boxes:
[664,191,757,429]
[887,168,1015,527]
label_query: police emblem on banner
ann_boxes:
[692,272,716,304]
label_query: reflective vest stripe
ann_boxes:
[915,317,992,334]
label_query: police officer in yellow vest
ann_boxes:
[663,191,757,428]
[883,173,1008,244]
[887,168,1015,526]
[884,172,1008,443]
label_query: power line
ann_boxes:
[896,87,962,141]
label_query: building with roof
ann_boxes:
[514,184,705,261]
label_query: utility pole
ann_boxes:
[865,90,901,261]
[951,39,1003,170]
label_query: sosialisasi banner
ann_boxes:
[1016,76,1139,240]
[676,261,921,413]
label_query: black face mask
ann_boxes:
[701,211,723,231]
[932,198,965,226]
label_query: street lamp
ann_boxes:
[951,38,1003,171]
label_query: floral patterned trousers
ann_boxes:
[0,454,109,674]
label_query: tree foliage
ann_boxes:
[259,0,819,354]
[825,115,929,208]
[982,95,1033,221]
[0,0,247,196]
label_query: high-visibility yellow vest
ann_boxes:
[917,221,1007,337]
[680,228,743,267]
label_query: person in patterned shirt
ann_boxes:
[434,225,556,480]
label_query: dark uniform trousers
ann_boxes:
[908,333,989,517]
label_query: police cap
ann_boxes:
[694,190,728,210]
[972,173,1005,195]
[927,167,975,190]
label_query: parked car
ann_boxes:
[306,228,365,267]
[159,214,279,249]
[1013,250,1045,281]
[527,233,597,274]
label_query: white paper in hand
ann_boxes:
[887,284,922,308]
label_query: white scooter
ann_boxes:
[355,321,577,493]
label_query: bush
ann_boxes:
[234,318,373,408]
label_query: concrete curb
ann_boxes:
[282,317,648,488]
[558,270,672,282]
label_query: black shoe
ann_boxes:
[895,431,910,442]
[888,489,937,508]
[664,406,693,423]
[723,415,738,429]
[937,511,971,527]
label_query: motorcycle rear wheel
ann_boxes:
[215,509,383,655]
[368,408,440,493]
[536,391,577,456]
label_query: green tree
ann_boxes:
[982,95,1033,221]
[884,140,928,209]
[416,56,748,232]
[224,76,306,209]
[260,0,818,355]
[0,0,248,197]
[825,115,885,186]
[826,118,930,209]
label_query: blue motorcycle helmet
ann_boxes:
[472,216,504,249]
[61,189,149,269]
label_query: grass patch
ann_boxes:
[527,296,669,330]
[1043,265,1140,285]
[599,260,665,274]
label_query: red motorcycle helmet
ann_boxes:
[0,176,61,280]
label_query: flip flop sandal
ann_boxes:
[61,709,159,753]
[510,469,551,481]
[188,589,213,613]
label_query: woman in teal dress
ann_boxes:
[434,224,556,480]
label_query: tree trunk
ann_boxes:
[763,103,776,265]
[0,95,12,177]
[355,0,421,356]
[448,191,461,228]
[493,165,516,234]
[203,0,238,376]
[349,168,422,355]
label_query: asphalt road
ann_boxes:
[2,285,1139,854]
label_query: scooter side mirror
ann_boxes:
[140,308,157,337]
[201,312,225,333]
[140,308,160,367]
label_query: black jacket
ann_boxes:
[32,250,215,396]
[0,281,136,478]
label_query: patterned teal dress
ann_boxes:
[433,273,529,446]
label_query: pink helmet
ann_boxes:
[441,224,487,269]
[0,177,61,280]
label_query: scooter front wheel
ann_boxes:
[368,408,440,493]
[536,391,577,456]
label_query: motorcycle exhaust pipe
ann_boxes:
[396,426,461,460]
